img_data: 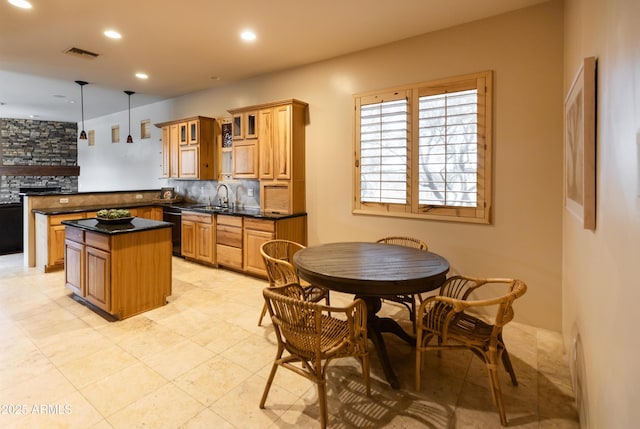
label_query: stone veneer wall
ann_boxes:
[0,118,78,202]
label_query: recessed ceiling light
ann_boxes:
[104,29,122,39]
[240,30,256,42]
[9,0,32,9]
[29,114,39,118]
[135,72,148,79]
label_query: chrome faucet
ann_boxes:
[216,184,229,208]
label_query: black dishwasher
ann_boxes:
[0,202,23,254]
[162,205,182,256]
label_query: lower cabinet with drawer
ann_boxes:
[216,214,243,270]
[243,215,308,278]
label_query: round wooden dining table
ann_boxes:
[293,242,450,389]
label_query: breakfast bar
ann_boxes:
[62,217,173,320]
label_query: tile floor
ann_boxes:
[0,253,579,428]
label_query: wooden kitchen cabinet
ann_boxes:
[64,232,84,296]
[217,118,234,181]
[37,212,87,272]
[243,215,307,278]
[258,103,301,181]
[179,122,188,145]
[230,99,307,212]
[216,214,243,270]
[232,140,258,178]
[39,206,164,273]
[63,220,172,320]
[243,219,275,277]
[179,212,307,279]
[261,100,307,214]
[156,116,218,179]
[85,240,111,312]
[161,123,180,178]
[182,211,215,265]
[229,108,259,179]
[232,110,258,140]
[137,206,163,221]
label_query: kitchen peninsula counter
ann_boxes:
[62,217,172,320]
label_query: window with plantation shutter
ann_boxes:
[353,71,492,224]
[359,96,408,204]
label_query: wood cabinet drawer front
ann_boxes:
[244,218,275,232]
[217,244,243,268]
[217,225,242,248]
[51,213,85,225]
[85,232,110,251]
[182,212,213,224]
[65,227,84,243]
[217,214,242,227]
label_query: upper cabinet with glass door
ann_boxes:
[228,109,259,179]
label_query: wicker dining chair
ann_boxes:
[376,236,429,332]
[260,283,370,429]
[415,276,528,426]
[258,239,329,326]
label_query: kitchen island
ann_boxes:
[62,217,173,320]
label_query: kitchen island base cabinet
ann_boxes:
[63,219,172,320]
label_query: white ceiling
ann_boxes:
[0,0,547,122]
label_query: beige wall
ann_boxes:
[563,0,640,427]
[83,2,565,330]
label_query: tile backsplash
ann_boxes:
[169,179,260,210]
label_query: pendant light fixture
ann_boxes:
[75,80,88,140]
[124,90,135,143]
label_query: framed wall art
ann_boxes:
[565,56,596,230]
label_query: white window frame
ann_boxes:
[353,70,493,224]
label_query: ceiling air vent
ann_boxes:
[64,47,99,59]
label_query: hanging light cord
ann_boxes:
[124,90,135,143]
[80,85,85,130]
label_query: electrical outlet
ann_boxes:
[135,194,143,199]
[247,188,254,197]
[59,198,69,204]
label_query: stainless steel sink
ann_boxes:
[191,205,232,212]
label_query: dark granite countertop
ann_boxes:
[32,201,159,215]
[19,189,160,197]
[61,217,173,235]
[180,205,306,220]
[34,202,307,221]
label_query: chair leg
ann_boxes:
[360,355,371,396]
[498,335,518,386]
[260,361,279,409]
[486,350,508,426]
[501,348,518,386]
[257,302,268,326]
[415,332,429,391]
[317,379,328,429]
[410,295,417,334]
[415,348,423,391]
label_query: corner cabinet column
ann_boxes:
[228,99,308,215]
